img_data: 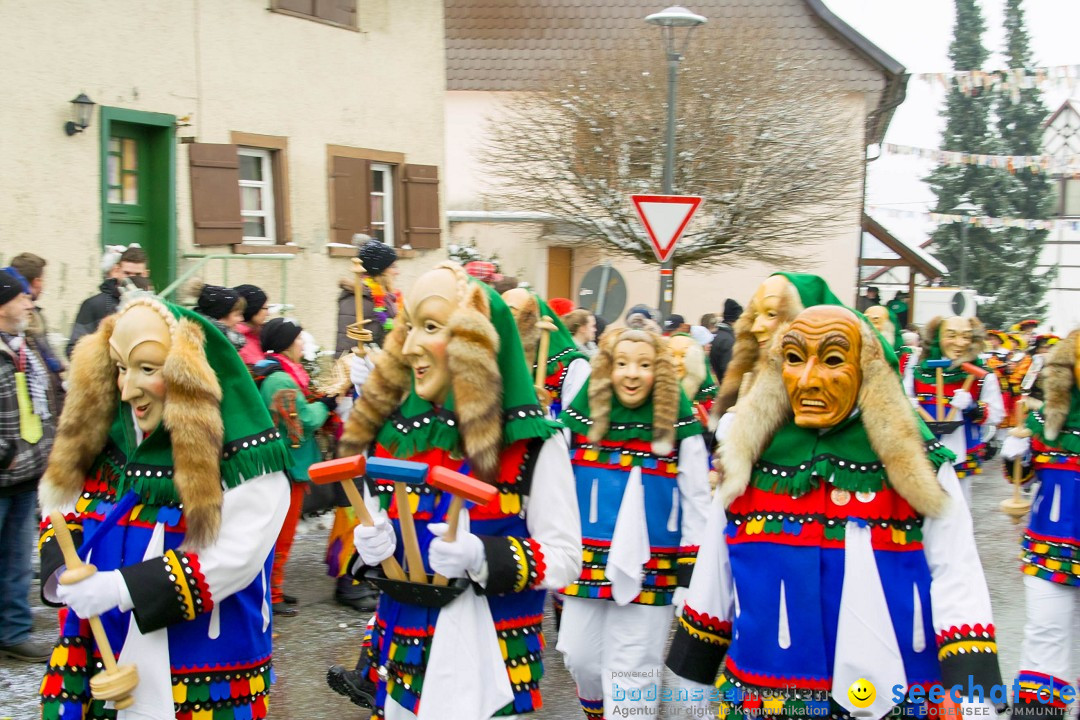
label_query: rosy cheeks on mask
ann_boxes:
[401,298,455,406]
[113,341,169,434]
[612,340,657,409]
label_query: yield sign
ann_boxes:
[630,194,702,263]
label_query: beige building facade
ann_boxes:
[443,0,907,321]
[1,0,448,349]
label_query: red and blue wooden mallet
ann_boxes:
[309,456,406,581]
[427,466,498,586]
[366,457,430,584]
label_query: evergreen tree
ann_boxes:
[926,0,1049,328]
[993,0,1052,325]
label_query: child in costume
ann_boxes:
[38,294,292,719]
[667,333,718,427]
[337,261,581,720]
[906,316,1005,500]
[1000,332,1080,719]
[667,305,1002,719]
[501,287,590,418]
[557,327,711,720]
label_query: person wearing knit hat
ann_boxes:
[254,317,334,616]
[193,283,247,351]
[556,326,710,720]
[234,284,269,365]
[0,269,58,663]
[668,305,1001,718]
[709,299,741,385]
[38,292,292,717]
[330,261,581,718]
[335,240,399,355]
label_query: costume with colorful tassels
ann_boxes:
[911,361,1000,477]
[559,385,707,606]
[1010,332,1080,719]
[530,295,590,419]
[38,301,291,720]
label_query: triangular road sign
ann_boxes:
[630,194,703,263]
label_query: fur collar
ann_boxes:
[1038,329,1078,441]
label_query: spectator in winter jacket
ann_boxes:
[709,298,741,384]
[234,283,269,365]
[335,240,399,355]
[5,254,64,378]
[65,245,148,357]
[256,318,332,616]
[0,270,58,663]
[192,283,247,351]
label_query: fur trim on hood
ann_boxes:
[588,327,679,455]
[513,293,541,363]
[39,300,229,548]
[339,262,505,485]
[680,341,707,400]
[921,316,987,366]
[719,310,948,517]
[713,280,802,419]
[1038,329,1079,441]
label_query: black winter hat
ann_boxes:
[0,270,24,306]
[196,284,241,320]
[722,298,743,323]
[357,240,398,276]
[234,284,268,323]
[663,314,686,332]
[261,317,303,354]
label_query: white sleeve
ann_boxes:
[194,471,291,600]
[920,463,1000,686]
[903,356,916,398]
[522,432,583,590]
[978,371,1005,426]
[560,358,591,411]
[677,435,712,551]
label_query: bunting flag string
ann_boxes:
[879,143,1080,175]
[911,63,1080,100]
[867,205,1080,232]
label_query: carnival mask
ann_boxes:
[749,275,794,348]
[612,339,656,409]
[667,334,693,380]
[401,268,457,405]
[501,287,534,320]
[109,304,172,434]
[863,306,894,348]
[781,306,862,429]
[939,316,973,363]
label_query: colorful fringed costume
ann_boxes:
[1010,332,1080,718]
[339,265,581,719]
[37,299,291,720]
[556,328,711,720]
[667,306,1003,720]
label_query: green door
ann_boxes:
[100,109,176,288]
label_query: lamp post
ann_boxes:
[645,5,706,318]
[953,200,978,289]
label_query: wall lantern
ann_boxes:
[64,93,96,136]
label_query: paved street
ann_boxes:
[1,459,1077,719]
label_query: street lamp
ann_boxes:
[953,200,978,288]
[645,6,706,317]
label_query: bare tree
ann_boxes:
[482,28,864,270]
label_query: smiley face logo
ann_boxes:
[847,678,876,709]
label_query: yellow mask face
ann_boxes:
[781,306,862,429]
[749,275,794,349]
[667,334,694,380]
[501,287,534,320]
[109,304,172,435]
[401,268,459,406]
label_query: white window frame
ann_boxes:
[239,147,276,245]
[370,162,394,246]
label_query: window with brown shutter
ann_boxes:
[189,143,243,246]
[329,155,370,245]
[402,164,441,250]
[231,132,292,245]
[270,0,356,29]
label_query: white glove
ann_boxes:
[714,412,736,444]
[350,355,376,395]
[673,587,688,615]
[56,570,132,618]
[950,389,974,411]
[981,424,997,442]
[1000,434,1031,461]
[427,523,485,579]
[353,518,397,566]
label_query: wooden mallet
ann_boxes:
[1000,399,1033,524]
[366,457,430,584]
[924,358,953,421]
[347,257,374,353]
[534,315,558,408]
[309,456,406,581]
[427,466,498,586]
[946,361,989,422]
[47,512,139,710]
